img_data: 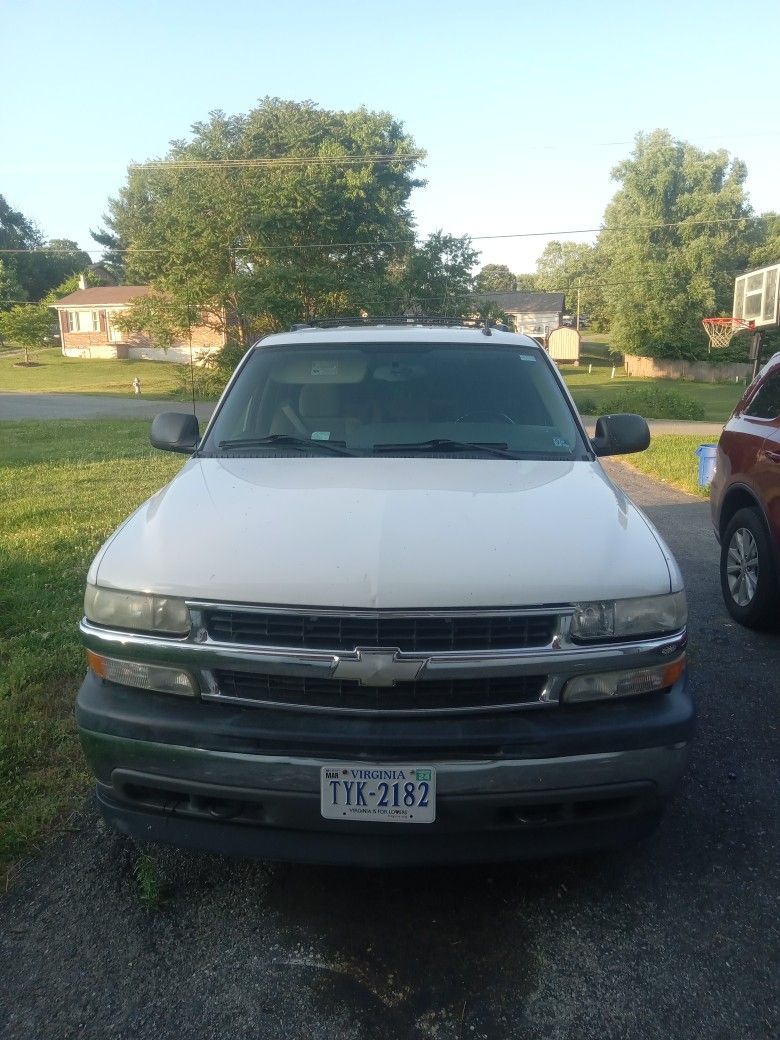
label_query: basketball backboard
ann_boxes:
[733,262,780,329]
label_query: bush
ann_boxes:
[598,387,705,420]
[633,339,752,364]
[572,395,598,415]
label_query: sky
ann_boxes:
[1,0,778,275]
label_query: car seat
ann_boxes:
[270,384,358,441]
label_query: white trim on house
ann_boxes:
[66,309,102,332]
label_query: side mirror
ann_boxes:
[591,413,650,457]
[150,412,200,454]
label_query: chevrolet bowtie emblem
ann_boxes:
[332,649,425,687]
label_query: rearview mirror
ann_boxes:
[591,413,650,457]
[150,412,200,454]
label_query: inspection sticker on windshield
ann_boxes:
[321,764,436,823]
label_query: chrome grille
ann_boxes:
[203,610,557,651]
[211,670,547,714]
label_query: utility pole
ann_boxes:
[576,287,580,331]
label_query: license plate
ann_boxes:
[320,764,436,823]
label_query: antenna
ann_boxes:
[185,281,196,417]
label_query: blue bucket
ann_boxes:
[695,444,717,487]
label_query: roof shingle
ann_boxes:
[51,286,152,308]
[471,291,565,311]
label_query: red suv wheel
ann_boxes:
[720,507,779,628]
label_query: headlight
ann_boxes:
[569,591,686,642]
[84,584,190,635]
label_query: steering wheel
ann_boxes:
[456,411,515,424]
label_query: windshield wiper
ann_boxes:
[218,435,356,456]
[372,438,517,459]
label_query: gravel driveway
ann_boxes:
[0,462,777,1040]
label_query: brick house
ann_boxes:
[50,285,226,363]
[471,291,566,336]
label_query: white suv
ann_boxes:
[77,322,692,864]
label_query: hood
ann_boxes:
[92,457,674,609]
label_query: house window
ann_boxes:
[66,310,100,333]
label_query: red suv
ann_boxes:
[710,351,780,628]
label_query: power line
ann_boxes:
[0,268,751,310]
[0,213,764,258]
[130,153,425,170]
[3,132,778,175]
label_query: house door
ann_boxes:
[108,316,123,343]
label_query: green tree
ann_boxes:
[395,231,478,316]
[111,292,192,348]
[746,213,780,355]
[0,194,39,252]
[0,259,25,308]
[598,130,752,357]
[471,300,513,327]
[534,240,608,327]
[474,263,516,293]
[97,99,424,342]
[42,269,97,304]
[29,239,92,300]
[1,196,90,301]
[1,194,39,304]
[0,303,52,363]
[748,212,780,269]
[514,272,537,291]
[89,225,125,280]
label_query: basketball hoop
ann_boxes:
[702,317,754,351]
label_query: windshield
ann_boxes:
[202,341,588,460]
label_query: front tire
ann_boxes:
[720,507,779,629]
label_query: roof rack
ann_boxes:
[289,315,511,331]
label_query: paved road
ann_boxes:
[0,392,726,441]
[0,392,214,422]
[1,463,777,1040]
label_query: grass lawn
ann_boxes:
[0,340,747,423]
[0,420,184,882]
[561,338,745,421]
[579,336,614,364]
[0,347,183,397]
[620,434,712,498]
[563,368,744,422]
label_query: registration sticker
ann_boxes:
[321,764,436,823]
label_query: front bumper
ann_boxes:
[76,670,694,865]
